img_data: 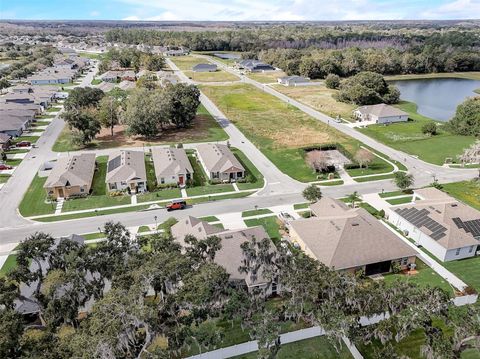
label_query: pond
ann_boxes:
[392,78,480,121]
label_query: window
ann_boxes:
[469,246,474,253]
[212,172,219,179]
[237,172,243,178]
[455,248,461,256]
[160,178,165,184]
[121,181,127,186]
[401,257,408,266]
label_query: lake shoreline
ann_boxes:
[386,71,480,82]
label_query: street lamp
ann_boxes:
[154,215,158,232]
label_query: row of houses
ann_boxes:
[235,59,276,72]
[26,54,89,85]
[0,85,61,139]
[44,144,246,199]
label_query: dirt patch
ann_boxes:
[270,126,331,148]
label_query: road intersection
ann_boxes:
[0,57,476,247]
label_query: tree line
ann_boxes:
[0,44,58,80]
[99,48,165,74]
[1,221,479,358]
[62,84,200,145]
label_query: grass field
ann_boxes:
[232,337,353,359]
[443,256,480,292]
[358,101,475,165]
[137,188,182,203]
[171,56,239,82]
[53,104,228,152]
[247,70,287,83]
[0,174,11,183]
[353,173,397,183]
[442,181,480,211]
[201,83,365,182]
[232,148,265,190]
[273,83,356,121]
[0,255,17,277]
[244,215,281,242]
[19,175,55,217]
[241,208,273,217]
[385,72,480,81]
[386,196,414,205]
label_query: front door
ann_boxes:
[229,172,234,180]
[178,176,184,185]
[58,188,64,198]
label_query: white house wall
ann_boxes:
[377,115,409,124]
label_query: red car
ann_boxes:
[16,141,31,147]
[166,200,187,211]
[0,164,13,170]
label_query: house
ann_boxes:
[354,104,409,124]
[44,153,96,199]
[27,68,75,85]
[192,63,217,72]
[164,48,189,56]
[288,197,417,275]
[388,187,480,262]
[117,80,136,91]
[172,216,279,295]
[236,59,275,72]
[106,150,147,193]
[0,133,11,150]
[196,143,245,182]
[0,113,34,137]
[151,147,193,186]
[99,70,136,83]
[277,76,309,86]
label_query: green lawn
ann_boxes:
[232,148,265,190]
[353,173,397,183]
[293,203,309,210]
[232,337,353,359]
[345,155,394,177]
[12,136,40,145]
[383,259,454,296]
[0,255,17,277]
[241,208,273,217]
[198,216,219,222]
[386,196,414,205]
[186,184,235,196]
[244,216,281,242]
[442,181,480,211]
[46,106,62,112]
[0,174,11,183]
[385,72,480,81]
[188,191,252,204]
[443,256,480,292]
[319,179,344,186]
[201,83,363,182]
[19,175,55,217]
[379,190,412,198]
[144,155,156,191]
[171,55,239,82]
[358,101,475,165]
[81,232,105,240]
[62,195,131,212]
[91,78,102,85]
[137,188,182,203]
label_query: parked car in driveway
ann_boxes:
[166,200,187,211]
[16,141,31,148]
[0,164,13,170]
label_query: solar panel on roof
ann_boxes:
[395,207,447,240]
[107,155,121,172]
[453,217,480,237]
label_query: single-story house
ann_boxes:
[0,103,42,115]
[192,63,217,72]
[0,133,11,150]
[44,153,96,199]
[388,187,480,262]
[106,150,147,193]
[27,68,75,85]
[277,76,309,86]
[0,113,33,137]
[236,59,275,72]
[164,48,189,56]
[288,197,417,275]
[117,80,136,91]
[196,144,245,182]
[54,58,76,69]
[99,70,136,83]
[354,104,409,124]
[151,147,193,186]
[172,216,280,295]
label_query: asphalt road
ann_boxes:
[0,57,477,246]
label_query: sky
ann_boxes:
[1,0,480,21]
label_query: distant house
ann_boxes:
[0,133,11,150]
[192,63,217,72]
[0,112,34,137]
[236,59,275,72]
[151,147,193,186]
[389,187,480,262]
[196,144,245,182]
[44,153,96,199]
[164,48,189,57]
[27,69,75,85]
[354,104,408,124]
[106,150,147,193]
[288,197,417,275]
[172,216,280,295]
[99,70,136,83]
[277,76,309,86]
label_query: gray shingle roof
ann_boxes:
[106,150,146,184]
[151,147,193,180]
[196,144,245,174]
[44,153,96,188]
[356,104,408,118]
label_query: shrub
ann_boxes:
[422,121,438,136]
[109,191,124,197]
[325,74,340,89]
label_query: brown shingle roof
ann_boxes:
[105,150,146,184]
[44,153,96,188]
[196,144,244,174]
[151,147,193,180]
[356,104,408,118]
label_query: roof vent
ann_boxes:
[451,204,458,207]
[225,235,233,239]
[352,223,359,226]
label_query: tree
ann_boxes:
[0,78,10,90]
[448,97,480,137]
[124,88,166,138]
[302,184,322,203]
[136,75,158,90]
[97,95,121,137]
[325,73,341,89]
[306,150,330,173]
[62,109,101,145]
[64,87,104,111]
[422,121,438,136]
[347,191,361,208]
[145,54,166,71]
[394,172,414,191]
[250,311,281,359]
[354,148,375,168]
[162,84,201,128]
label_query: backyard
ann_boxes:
[272,83,356,121]
[244,215,282,242]
[442,180,480,211]
[358,101,475,165]
[247,70,287,83]
[53,104,228,152]
[201,83,388,182]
